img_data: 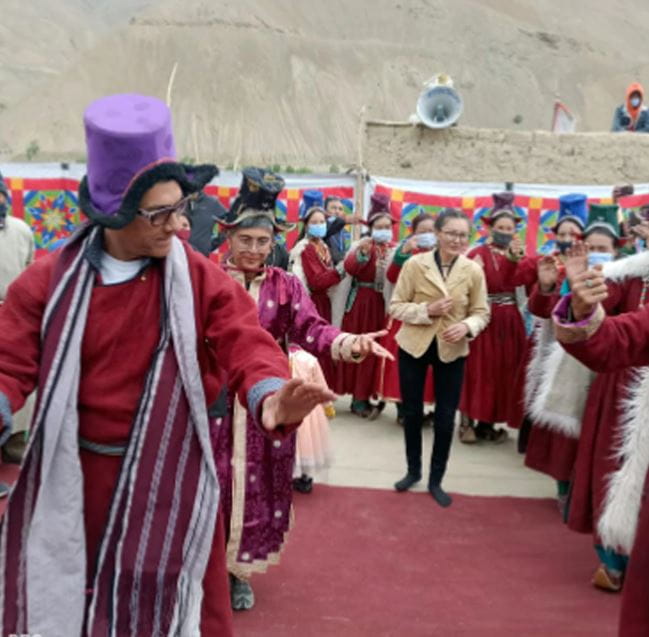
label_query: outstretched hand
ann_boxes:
[261,378,335,432]
[570,264,609,321]
[537,255,559,292]
[350,330,394,361]
[564,242,589,287]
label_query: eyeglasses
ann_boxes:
[441,230,470,242]
[233,234,273,252]
[137,196,191,227]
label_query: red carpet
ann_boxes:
[0,465,619,636]
[234,485,619,637]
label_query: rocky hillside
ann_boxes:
[1,0,647,169]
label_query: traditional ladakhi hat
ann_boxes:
[553,193,588,233]
[219,166,293,232]
[584,203,624,242]
[299,189,324,219]
[78,93,218,229]
[482,191,522,225]
[363,192,396,226]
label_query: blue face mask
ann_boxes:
[307,222,327,239]
[372,229,392,244]
[587,252,614,267]
[416,232,437,249]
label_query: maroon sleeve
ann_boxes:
[284,274,341,356]
[562,304,649,372]
[0,256,54,412]
[529,275,621,319]
[527,282,561,318]
[344,246,374,277]
[301,243,341,292]
[194,254,290,418]
[386,260,402,284]
[513,256,540,293]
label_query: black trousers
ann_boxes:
[398,340,466,485]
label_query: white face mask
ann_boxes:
[372,229,392,244]
[631,96,642,108]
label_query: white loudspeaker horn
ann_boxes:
[416,74,463,129]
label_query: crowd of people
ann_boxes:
[0,92,648,635]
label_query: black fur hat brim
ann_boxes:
[79,162,219,229]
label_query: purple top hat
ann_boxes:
[79,93,218,229]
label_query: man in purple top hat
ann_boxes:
[0,93,336,636]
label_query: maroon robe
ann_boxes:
[334,242,392,400]
[508,255,541,428]
[299,240,341,386]
[525,274,623,482]
[558,302,649,637]
[524,273,581,482]
[568,276,646,540]
[459,245,527,423]
[0,246,290,636]
[300,240,340,323]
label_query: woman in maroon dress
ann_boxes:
[335,193,396,417]
[459,192,527,444]
[525,201,619,513]
[289,206,343,323]
[553,249,649,636]
[562,209,643,592]
[375,211,436,424]
[523,195,588,509]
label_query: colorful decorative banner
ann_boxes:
[0,166,357,257]
[3,164,649,259]
[5,177,81,257]
[203,180,355,251]
[368,177,627,256]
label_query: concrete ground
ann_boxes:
[320,398,556,499]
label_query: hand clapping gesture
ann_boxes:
[564,242,609,320]
[537,255,559,292]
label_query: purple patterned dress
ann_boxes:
[213,266,342,577]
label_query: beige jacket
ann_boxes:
[389,250,490,361]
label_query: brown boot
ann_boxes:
[591,564,623,593]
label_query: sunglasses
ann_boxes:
[137,196,191,227]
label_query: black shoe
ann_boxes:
[394,473,421,492]
[429,483,453,508]
[292,475,314,494]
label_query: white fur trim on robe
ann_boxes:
[598,367,649,554]
[594,251,649,554]
[525,317,594,438]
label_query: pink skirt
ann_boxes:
[290,348,333,477]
